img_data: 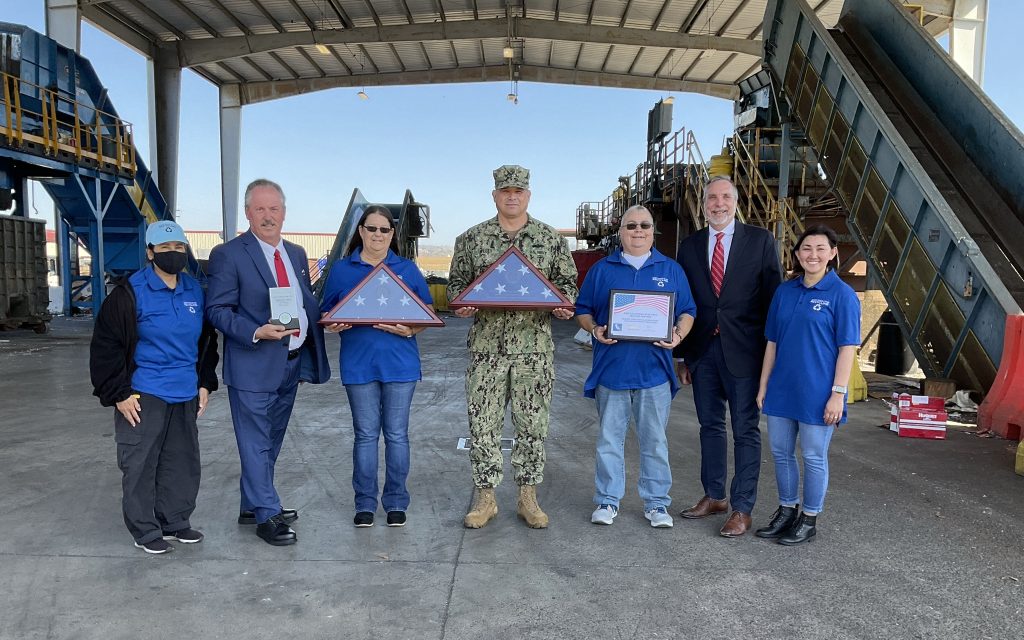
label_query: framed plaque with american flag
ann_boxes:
[449,246,574,310]
[318,263,445,326]
[606,289,675,342]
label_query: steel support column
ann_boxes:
[148,45,182,215]
[219,85,242,242]
[44,0,80,52]
[949,0,987,83]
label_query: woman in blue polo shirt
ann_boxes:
[576,205,696,528]
[90,221,219,554]
[321,205,433,529]
[755,224,860,545]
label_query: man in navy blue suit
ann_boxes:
[675,176,782,538]
[206,178,330,546]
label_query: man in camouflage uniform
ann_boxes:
[448,164,579,529]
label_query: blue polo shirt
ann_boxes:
[130,266,204,403]
[762,270,860,425]
[320,249,433,385]
[575,249,696,398]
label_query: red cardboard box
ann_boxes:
[897,407,948,439]
[891,393,946,433]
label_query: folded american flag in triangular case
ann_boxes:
[319,263,445,326]
[449,246,573,310]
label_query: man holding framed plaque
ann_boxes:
[206,179,331,546]
[576,205,695,528]
[448,164,578,530]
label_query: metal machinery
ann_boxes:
[576,0,1024,395]
[0,22,177,317]
[312,187,430,301]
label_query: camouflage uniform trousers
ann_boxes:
[466,351,554,488]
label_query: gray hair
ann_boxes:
[244,178,286,208]
[703,175,739,203]
[622,204,653,220]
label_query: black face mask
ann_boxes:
[152,250,188,275]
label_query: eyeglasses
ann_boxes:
[624,222,654,230]
[362,225,393,234]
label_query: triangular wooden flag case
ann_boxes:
[449,246,573,310]
[319,263,445,326]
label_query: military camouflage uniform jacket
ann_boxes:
[448,215,579,354]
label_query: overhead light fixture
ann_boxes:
[357,89,369,100]
[315,43,329,54]
[506,92,516,102]
[503,45,515,59]
[664,96,675,105]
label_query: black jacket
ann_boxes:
[676,222,782,378]
[89,275,219,407]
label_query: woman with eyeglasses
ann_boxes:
[575,205,696,528]
[755,224,860,545]
[320,206,433,528]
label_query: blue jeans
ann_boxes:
[766,415,836,515]
[344,381,417,513]
[593,382,672,511]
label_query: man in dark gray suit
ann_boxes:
[675,176,782,537]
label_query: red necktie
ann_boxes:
[711,232,725,297]
[274,249,290,287]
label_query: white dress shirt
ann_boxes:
[707,219,737,273]
[255,235,308,350]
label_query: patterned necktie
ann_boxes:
[711,232,725,297]
[274,249,290,287]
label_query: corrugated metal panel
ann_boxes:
[274,48,322,77]
[623,0,671,29]
[361,43,402,73]
[452,40,482,66]
[576,43,611,72]
[422,41,457,67]
[391,42,430,70]
[631,47,674,76]
[336,0,380,28]
[658,49,701,78]
[549,41,583,69]
[602,45,644,74]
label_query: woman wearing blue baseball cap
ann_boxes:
[90,220,219,554]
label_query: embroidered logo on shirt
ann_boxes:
[184,300,199,314]
[810,298,830,311]
[651,277,668,288]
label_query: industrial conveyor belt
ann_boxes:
[763,0,1024,392]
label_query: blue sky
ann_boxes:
[6,1,1023,245]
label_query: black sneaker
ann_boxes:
[386,511,407,527]
[238,508,298,525]
[162,528,204,544]
[134,539,173,554]
[354,511,374,528]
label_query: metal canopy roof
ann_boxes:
[78,0,954,104]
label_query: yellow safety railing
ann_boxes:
[731,128,805,270]
[0,71,135,176]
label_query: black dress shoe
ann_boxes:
[778,513,817,546]
[238,508,298,525]
[256,515,297,546]
[755,505,799,539]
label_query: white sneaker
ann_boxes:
[645,506,674,528]
[591,504,618,525]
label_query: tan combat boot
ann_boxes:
[463,487,498,529]
[517,485,549,529]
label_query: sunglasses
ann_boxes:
[623,222,654,230]
[362,225,393,234]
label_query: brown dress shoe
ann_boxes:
[679,496,729,519]
[719,511,753,538]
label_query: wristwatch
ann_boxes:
[831,385,848,394]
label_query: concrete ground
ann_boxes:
[2,316,1022,640]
